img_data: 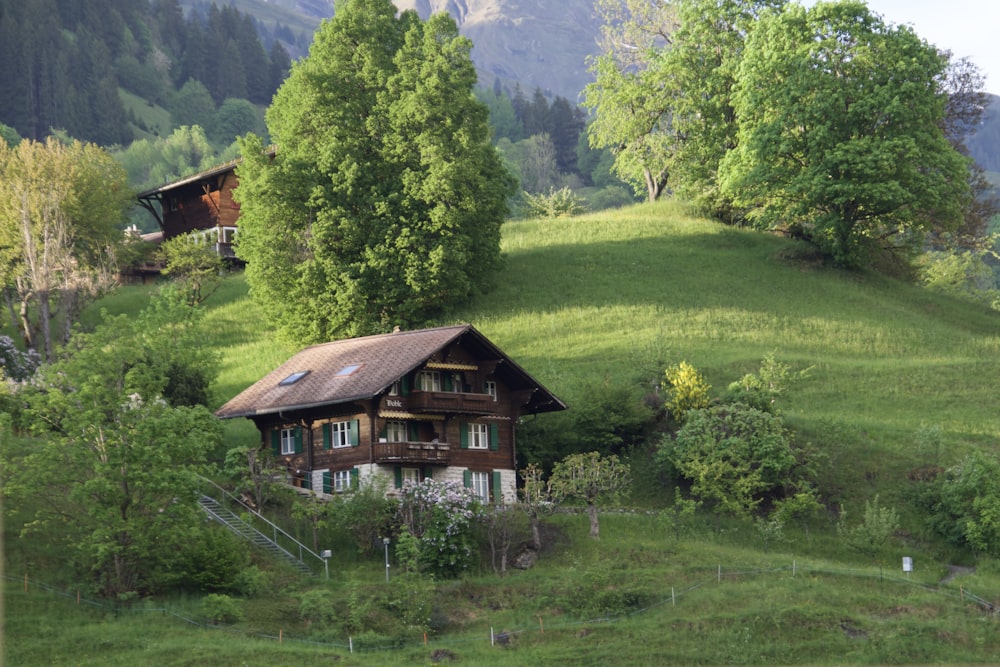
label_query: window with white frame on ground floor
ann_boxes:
[333,469,352,492]
[468,422,489,449]
[469,471,490,503]
[401,467,421,486]
[280,427,296,455]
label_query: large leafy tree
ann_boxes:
[5,289,221,598]
[0,137,131,360]
[235,0,515,343]
[583,0,678,202]
[665,0,785,219]
[718,1,970,267]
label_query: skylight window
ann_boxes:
[335,364,363,377]
[279,370,310,386]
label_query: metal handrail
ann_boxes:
[198,476,326,573]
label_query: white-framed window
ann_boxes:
[333,469,352,492]
[468,423,489,449]
[417,370,441,392]
[330,421,352,448]
[386,421,408,443]
[484,380,497,401]
[469,471,490,503]
[389,380,401,396]
[401,467,421,486]
[280,427,296,455]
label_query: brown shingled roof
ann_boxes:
[214,324,565,420]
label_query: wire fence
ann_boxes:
[4,561,997,655]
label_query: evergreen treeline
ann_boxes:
[0,0,290,146]
[476,81,635,211]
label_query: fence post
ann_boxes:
[792,560,796,578]
[538,616,544,633]
[490,626,495,646]
[672,587,675,606]
[349,636,353,653]
[718,564,722,583]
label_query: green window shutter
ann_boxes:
[408,422,419,441]
[443,373,453,392]
[401,375,410,396]
[350,467,360,490]
[301,473,312,491]
[423,465,433,480]
[270,429,280,456]
[463,469,472,488]
[349,420,360,447]
[379,424,387,440]
[394,466,403,489]
[492,471,502,503]
[322,471,332,494]
[460,422,468,449]
[489,423,499,451]
[322,423,331,450]
[294,427,303,454]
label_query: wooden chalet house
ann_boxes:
[135,158,243,260]
[215,325,566,503]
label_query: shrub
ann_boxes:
[522,186,587,218]
[396,479,484,578]
[297,588,338,628]
[201,593,244,624]
[659,403,796,521]
[663,361,711,423]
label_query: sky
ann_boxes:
[837,0,1000,95]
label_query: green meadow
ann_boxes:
[6,200,1000,665]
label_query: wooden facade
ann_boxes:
[215,325,566,502]
[135,159,243,259]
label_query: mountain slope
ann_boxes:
[392,0,601,100]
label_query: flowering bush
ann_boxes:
[0,335,39,382]
[396,479,484,578]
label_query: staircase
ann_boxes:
[197,480,323,577]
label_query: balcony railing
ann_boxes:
[373,441,451,464]
[408,390,497,415]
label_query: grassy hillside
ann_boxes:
[7,200,1000,664]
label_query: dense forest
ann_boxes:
[0,0,291,146]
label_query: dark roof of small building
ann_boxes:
[214,324,566,420]
[136,158,242,200]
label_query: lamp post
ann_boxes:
[382,537,391,583]
[321,549,331,580]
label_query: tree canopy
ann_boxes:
[587,0,984,268]
[719,1,970,267]
[5,289,222,597]
[234,0,515,343]
[0,137,132,361]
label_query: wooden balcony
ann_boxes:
[373,441,451,464]
[408,390,498,415]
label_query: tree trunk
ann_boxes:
[588,502,600,539]
[530,511,542,551]
[38,288,51,363]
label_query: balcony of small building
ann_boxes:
[373,440,451,464]
[407,390,498,415]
